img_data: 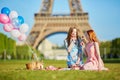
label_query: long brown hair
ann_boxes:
[66,27,79,46]
[87,30,99,44]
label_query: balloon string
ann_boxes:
[25,40,39,61]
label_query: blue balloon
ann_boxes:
[1,7,10,16]
[18,16,24,24]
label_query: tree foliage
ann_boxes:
[110,38,120,58]
[0,33,16,59]
[100,38,120,58]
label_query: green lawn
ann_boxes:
[0,60,120,80]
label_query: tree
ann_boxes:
[0,33,16,59]
[111,38,120,58]
[0,33,5,59]
[100,41,112,59]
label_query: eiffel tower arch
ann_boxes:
[27,0,92,49]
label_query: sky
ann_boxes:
[0,0,120,46]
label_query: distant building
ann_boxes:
[38,39,57,52]
[38,39,56,59]
[38,39,67,60]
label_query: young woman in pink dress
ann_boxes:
[82,30,108,71]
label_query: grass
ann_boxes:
[0,60,120,80]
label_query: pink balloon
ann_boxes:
[0,14,10,24]
[18,34,27,41]
[3,23,14,32]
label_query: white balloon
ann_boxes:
[20,23,29,33]
[9,11,18,20]
[11,29,21,38]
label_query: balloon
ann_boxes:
[19,23,29,33]
[3,23,14,32]
[11,18,21,28]
[18,16,24,24]
[9,11,18,19]
[11,29,21,38]
[1,7,10,16]
[0,14,10,24]
[18,34,27,41]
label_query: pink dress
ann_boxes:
[82,42,107,70]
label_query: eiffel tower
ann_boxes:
[27,0,92,49]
